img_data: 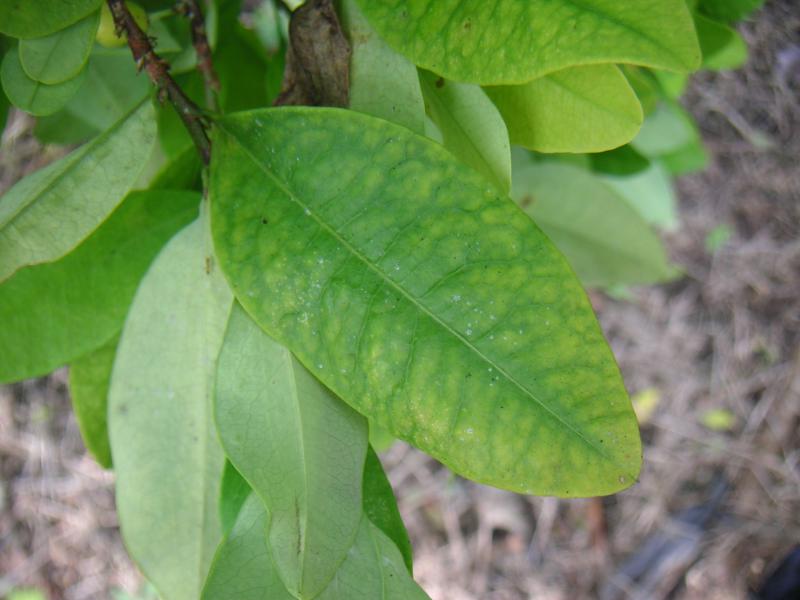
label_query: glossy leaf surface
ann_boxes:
[109,217,233,600]
[202,495,428,600]
[0,190,199,383]
[19,10,100,84]
[210,107,641,496]
[68,335,118,468]
[354,0,700,85]
[1,47,85,116]
[0,0,101,39]
[485,65,643,154]
[513,162,675,287]
[419,70,511,193]
[340,0,425,134]
[0,100,156,283]
[215,304,368,598]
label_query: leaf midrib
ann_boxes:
[218,119,626,475]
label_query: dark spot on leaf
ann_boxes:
[118,404,128,415]
[205,256,214,274]
[261,216,269,225]
[435,76,445,88]
[463,20,471,30]
[519,194,536,208]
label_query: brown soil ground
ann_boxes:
[1,2,798,598]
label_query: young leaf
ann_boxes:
[485,65,644,154]
[1,47,85,116]
[0,0,101,39]
[215,304,368,598]
[19,10,100,84]
[363,446,413,573]
[0,190,199,383]
[210,107,641,497]
[419,70,511,194]
[0,99,156,283]
[219,460,252,536]
[353,0,701,85]
[202,495,428,600]
[109,216,233,600]
[512,162,676,287]
[339,0,426,135]
[68,335,118,468]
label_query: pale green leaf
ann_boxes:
[108,216,233,600]
[202,495,428,600]
[0,0,101,39]
[354,0,701,85]
[215,304,368,598]
[513,162,675,287]
[34,49,150,144]
[363,446,412,573]
[600,163,679,230]
[0,99,156,283]
[340,0,425,134]
[485,65,643,154]
[1,47,85,116]
[210,107,641,497]
[419,69,511,193]
[694,13,748,70]
[0,190,199,383]
[19,10,100,84]
[68,336,118,468]
[632,101,697,157]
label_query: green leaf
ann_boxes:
[485,65,643,154]
[699,0,763,22]
[513,162,675,287]
[660,139,708,175]
[632,101,698,157]
[694,13,748,70]
[109,215,233,600]
[600,163,679,230]
[219,460,252,536]
[202,495,428,600]
[0,189,199,383]
[210,107,641,497]
[215,304,368,598]
[419,70,511,193]
[68,335,117,468]
[363,446,413,573]
[621,66,660,116]
[1,46,85,116]
[0,0,102,39]
[590,145,651,177]
[354,0,701,85]
[34,49,150,145]
[0,99,156,283]
[19,10,100,84]
[340,0,426,135]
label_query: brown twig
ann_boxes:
[106,0,211,164]
[175,0,220,112]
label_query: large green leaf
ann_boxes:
[485,65,643,154]
[1,47,85,115]
[210,107,641,497]
[0,99,156,283]
[419,70,510,193]
[108,215,232,600]
[34,49,150,145]
[68,335,117,468]
[512,162,675,287]
[353,0,701,85]
[202,495,428,600]
[0,190,199,383]
[340,0,425,135]
[19,10,100,84]
[0,0,102,39]
[215,304,368,598]
[363,446,413,573]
